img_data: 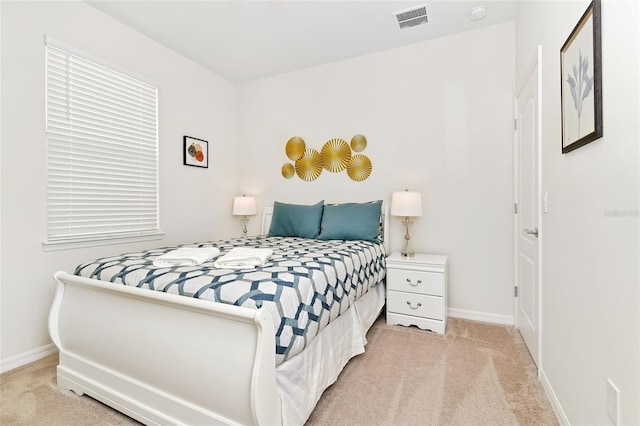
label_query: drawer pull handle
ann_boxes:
[406,278,422,286]
[406,301,422,309]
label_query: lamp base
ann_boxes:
[241,216,249,237]
[400,218,415,257]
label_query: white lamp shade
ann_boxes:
[232,196,257,216]
[390,190,423,217]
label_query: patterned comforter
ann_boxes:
[74,236,386,365]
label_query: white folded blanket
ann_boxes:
[213,247,274,269]
[153,247,220,267]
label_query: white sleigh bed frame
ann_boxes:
[49,205,389,425]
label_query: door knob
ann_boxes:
[523,227,538,237]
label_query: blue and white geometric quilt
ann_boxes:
[74,236,386,365]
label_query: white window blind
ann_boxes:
[45,42,160,248]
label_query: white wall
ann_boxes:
[238,21,516,321]
[516,1,640,424]
[5,3,637,423]
[0,1,239,369]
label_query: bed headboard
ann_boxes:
[261,203,390,254]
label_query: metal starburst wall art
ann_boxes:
[281,134,372,181]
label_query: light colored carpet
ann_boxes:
[1,317,557,425]
[306,317,557,426]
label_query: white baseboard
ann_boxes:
[448,307,514,326]
[540,368,570,426]
[0,343,58,374]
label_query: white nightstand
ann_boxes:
[385,253,448,334]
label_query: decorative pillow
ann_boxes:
[318,200,383,242]
[268,200,324,239]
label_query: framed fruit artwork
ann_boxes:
[183,136,208,168]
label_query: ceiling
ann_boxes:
[87,0,520,83]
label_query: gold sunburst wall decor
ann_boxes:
[282,134,372,181]
[286,136,306,161]
[281,163,295,179]
[350,134,367,152]
[295,148,324,181]
[347,155,372,181]
[321,138,351,172]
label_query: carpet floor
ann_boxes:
[1,316,557,425]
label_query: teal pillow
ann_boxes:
[268,201,324,239]
[318,200,383,242]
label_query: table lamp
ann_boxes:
[390,189,423,256]
[232,195,257,236]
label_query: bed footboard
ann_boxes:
[49,271,282,425]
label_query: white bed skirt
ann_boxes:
[276,282,385,425]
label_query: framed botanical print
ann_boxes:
[560,0,603,153]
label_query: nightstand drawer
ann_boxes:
[386,269,444,296]
[387,291,445,320]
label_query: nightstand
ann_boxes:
[385,253,448,334]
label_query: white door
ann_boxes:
[514,46,541,367]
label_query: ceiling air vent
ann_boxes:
[393,5,429,30]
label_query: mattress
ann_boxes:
[74,235,386,365]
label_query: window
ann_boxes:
[44,39,161,250]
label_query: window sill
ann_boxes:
[42,231,165,252]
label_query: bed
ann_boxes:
[48,200,389,425]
